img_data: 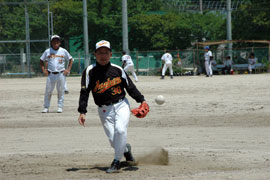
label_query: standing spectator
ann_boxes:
[204,46,213,77]
[121,51,138,82]
[223,56,234,75]
[161,50,173,79]
[40,35,73,113]
[248,52,257,74]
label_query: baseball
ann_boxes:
[155,95,165,105]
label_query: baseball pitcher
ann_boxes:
[77,40,149,173]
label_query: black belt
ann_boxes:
[49,71,64,74]
[98,98,124,107]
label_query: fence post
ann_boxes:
[268,43,270,73]
[78,52,81,74]
[147,52,150,76]
[25,3,31,78]
[20,48,25,73]
[196,44,199,74]
[193,49,196,75]
[136,50,138,74]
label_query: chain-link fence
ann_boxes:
[0,47,269,77]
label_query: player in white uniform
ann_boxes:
[45,60,70,94]
[204,46,213,77]
[121,51,138,82]
[40,35,73,113]
[161,50,173,79]
[248,52,257,74]
[64,79,69,94]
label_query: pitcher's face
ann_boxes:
[95,47,112,66]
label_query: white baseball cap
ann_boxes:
[51,35,60,41]
[95,40,111,51]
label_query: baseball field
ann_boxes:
[1,74,270,180]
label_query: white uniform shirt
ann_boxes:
[248,57,257,65]
[224,59,233,66]
[122,55,134,66]
[204,50,212,62]
[40,47,73,72]
[161,53,173,64]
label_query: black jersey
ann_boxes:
[78,62,145,114]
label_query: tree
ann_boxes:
[0,1,49,53]
[0,0,238,53]
[232,0,270,43]
[129,11,226,50]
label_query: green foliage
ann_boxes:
[232,1,270,43]
[128,0,164,15]
[0,1,49,53]
[188,12,226,42]
[1,0,269,55]
[129,11,225,50]
[51,0,83,40]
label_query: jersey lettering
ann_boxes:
[93,77,121,94]
[111,86,122,95]
[48,54,65,58]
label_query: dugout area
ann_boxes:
[194,40,270,75]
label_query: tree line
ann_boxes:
[0,0,269,54]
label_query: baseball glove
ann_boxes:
[131,102,149,118]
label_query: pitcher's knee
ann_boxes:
[115,128,126,136]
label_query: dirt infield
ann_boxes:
[1,74,270,180]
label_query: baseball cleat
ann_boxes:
[42,108,49,113]
[106,159,120,173]
[124,143,135,162]
[64,90,69,94]
[57,108,63,113]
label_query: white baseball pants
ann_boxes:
[205,61,212,76]
[248,64,255,73]
[44,73,65,108]
[64,76,68,91]
[98,98,130,161]
[162,63,173,76]
[124,64,138,81]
